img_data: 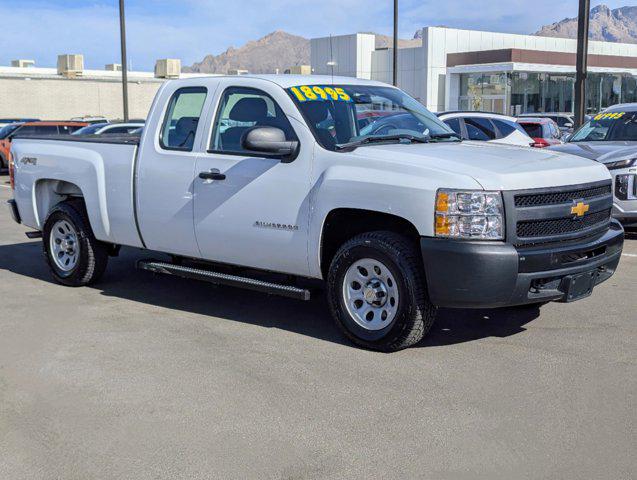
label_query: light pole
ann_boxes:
[119,0,130,121]
[393,0,398,86]
[574,0,590,128]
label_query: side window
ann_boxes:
[103,126,138,135]
[465,117,496,141]
[58,125,78,135]
[16,125,58,136]
[492,119,517,137]
[550,123,561,139]
[160,87,207,151]
[210,86,296,153]
[444,118,462,136]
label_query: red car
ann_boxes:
[517,117,563,148]
[0,121,88,169]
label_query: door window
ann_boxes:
[102,126,140,135]
[15,125,59,136]
[59,125,84,134]
[160,87,207,151]
[210,87,296,154]
[464,117,496,140]
[444,118,462,136]
[491,119,518,138]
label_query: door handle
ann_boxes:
[199,169,226,181]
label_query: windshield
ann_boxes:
[570,111,637,142]
[0,123,22,139]
[288,84,456,151]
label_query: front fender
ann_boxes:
[307,160,480,277]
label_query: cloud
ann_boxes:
[0,0,630,71]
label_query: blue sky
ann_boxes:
[0,0,631,70]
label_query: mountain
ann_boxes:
[183,31,421,74]
[536,4,637,43]
[183,31,310,74]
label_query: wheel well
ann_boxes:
[35,179,84,226]
[320,208,421,277]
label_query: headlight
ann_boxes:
[435,189,505,240]
[604,158,636,170]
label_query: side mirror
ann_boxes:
[242,127,299,160]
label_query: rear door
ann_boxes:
[192,79,313,276]
[136,84,213,257]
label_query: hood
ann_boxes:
[350,141,610,191]
[549,141,637,160]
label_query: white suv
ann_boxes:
[438,111,533,147]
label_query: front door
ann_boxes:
[193,84,312,276]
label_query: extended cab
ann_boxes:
[7,75,625,351]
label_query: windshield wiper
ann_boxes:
[335,133,431,151]
[429,132,462,140]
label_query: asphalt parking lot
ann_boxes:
[0,179,635,480]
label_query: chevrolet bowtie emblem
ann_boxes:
[571,201,590,218]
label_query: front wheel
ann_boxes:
[43,201,109,287]
[327,231,436,352]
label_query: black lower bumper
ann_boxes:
[7,199,21,224]
[420,220,624,308]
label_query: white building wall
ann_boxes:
[371,47,426,101]
[0,76,163,119]
[310,33,375,79]
[318,27,637,112]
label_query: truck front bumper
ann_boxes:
[420,220,624,308]
[7,199,21,224]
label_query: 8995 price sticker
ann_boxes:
[289,85,352,102]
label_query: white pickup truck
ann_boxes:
[7,75,625,351]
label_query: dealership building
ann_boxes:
[0,57,206,120]
[311,27,637,114]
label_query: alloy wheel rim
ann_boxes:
[342,258,399,331]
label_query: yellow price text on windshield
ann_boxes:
[594,112,626,121]
[289,86,352,102]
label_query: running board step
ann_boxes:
[137,260,311,301]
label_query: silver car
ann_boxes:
[550,104,637,228]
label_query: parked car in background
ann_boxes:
[518,113,575,134]
[549,104,637,227]
[517,117,563,148]
[437,112,533,147]
[70,116,108,125]
[0,118,39,128]
[0,121,88,169]
[72,122,144,136]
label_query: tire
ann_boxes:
[327,231,436,352]
[43,200,109,287]
[0,154,6,170]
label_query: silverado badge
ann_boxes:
[571,201,590,219]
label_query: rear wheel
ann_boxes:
[327,231,436,352]
[43,201,109,286]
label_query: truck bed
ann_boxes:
[11,135,143,248]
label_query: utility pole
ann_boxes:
[119,0,130,121]
[574,0,590,128]
[393,0,398,86]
